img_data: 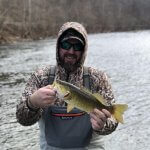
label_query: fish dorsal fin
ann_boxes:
[67,104,74,113]
[93,93,107,105]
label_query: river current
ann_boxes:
[0,30,150,150]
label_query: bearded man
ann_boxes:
[16,22,118,150]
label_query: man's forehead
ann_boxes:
[65,38,82,43]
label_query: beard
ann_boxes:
[60,54,80,72]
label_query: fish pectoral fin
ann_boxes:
[93,93,107,105]
[67,104,74,113]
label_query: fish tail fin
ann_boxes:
[112,104,128,124]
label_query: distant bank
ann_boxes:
[0,0,150,44]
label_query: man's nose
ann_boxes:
[68,47,75,54]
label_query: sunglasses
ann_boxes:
[60,41,84,51]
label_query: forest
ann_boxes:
[0,0,150,43]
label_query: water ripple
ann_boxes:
[0,30,150,150]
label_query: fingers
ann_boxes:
[101,109,111,118]
[90,111,105,123]
[30,85,59,108]
[44,99,55,105]
[94,109,108,122]
[40,95,56,107]
[45,89,57,96]
[45,85,53,89]
[90,114,105,130]
[34,86,58,107]
[43,91,57,104]
[90,108,111,130]
[90,118,102,130]
[42,86,57,97]
[45,85,57,93]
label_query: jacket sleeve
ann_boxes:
[16,68,47,126]
[89,68,118,135]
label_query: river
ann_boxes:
[0,30,150,150]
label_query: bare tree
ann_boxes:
[1,0,150,43]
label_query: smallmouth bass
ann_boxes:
[52,80,128,124]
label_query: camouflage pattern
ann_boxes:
[16,22,118,135]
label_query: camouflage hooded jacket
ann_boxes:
[16,22,118,135]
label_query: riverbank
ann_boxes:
[0,34,33,44]
[1,28,149,45]
[1,0,150,44]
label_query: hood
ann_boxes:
[56,22,88,68]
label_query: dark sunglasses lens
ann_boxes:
[73,43,83,51]
[61,42,71,50]
[60,41,84,51]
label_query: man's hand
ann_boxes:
[90,108,111,131]
[29,85,57,108]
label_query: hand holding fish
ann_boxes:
[90,108,111,130]
[29,85,57,108]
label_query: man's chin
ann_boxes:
[63,62,77,72]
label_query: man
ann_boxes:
[16,22,118,150]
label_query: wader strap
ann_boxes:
[49,65,56,84]
[83,66,91,90]
[49,65,90,90]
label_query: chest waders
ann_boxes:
[44,66,93,148]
